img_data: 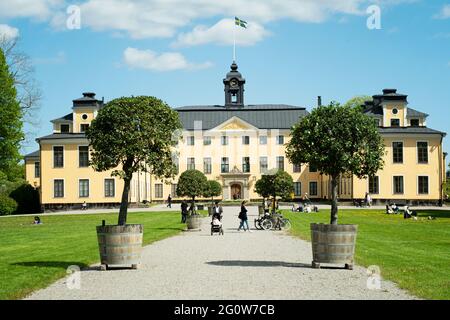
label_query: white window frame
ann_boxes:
[416,140,429,165]
[53,178,65,198]
[392,175,404,195]
[392,141,404,164]
[53,145,64,168]
[259,135,267,145]
[78,145,89,168]
[417,175,429,195]
[104,178,116,198]
[367,175,380,195]
[309,181,318,196]
[78,178,90,198]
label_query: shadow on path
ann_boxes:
[12,261,89,269]
[206,260,311,268]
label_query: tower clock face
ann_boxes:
[230,79,238,88]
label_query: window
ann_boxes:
[221,157,229,173]
[369,176,379,194]
[293,164,301,173]
[82,114,88,120]
[34,162,40,178]
[392,108,398,115]
[80,124,90,132]
[259,136,267,145]
[417,142,428,164]
[187,136,195,146]
[203,158,212,174]
[54,180,64,198]
[155,184,163,198]
[242,157,250,173]
[79,146,89,167]
[104,179,115,197]
[187,158,195,170]
[390,119,400,127]
[276,156,284,170]
[221,136,229,146]
[60,124,70,133]
[410,119,420,127]
[276,135,284,145]
[309,164,317,173]
[173,156,179,174]
[203,136,211,145]
[309,182,318,196]
[418,176,429,195]
[259,157,268,173]
[392,142,403,163]
[53,146,64,168]
[294,182,302,196]
[171,184,177,197]
[242,136,250,145]
[79,179,89,198]
[393,176,404,194]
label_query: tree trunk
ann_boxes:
[191,196,195,215]
[330,175,339,225]
[118,177,131,226]
[272,195,276,214]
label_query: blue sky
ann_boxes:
[0,0,449,168]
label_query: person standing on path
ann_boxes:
[213,201,223,219]
[238,201,252,232]
[167,194,172,208]
[180,200,188,223]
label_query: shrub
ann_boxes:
[0,194,18,216]
[9,183,41,214]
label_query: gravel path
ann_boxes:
[26,206,417,300]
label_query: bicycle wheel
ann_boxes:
[261,219,273,230]
[280,219,291,231]
[254,219,262,230]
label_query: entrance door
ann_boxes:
[231,184,242,200]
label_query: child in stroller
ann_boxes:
[211,211,224,235]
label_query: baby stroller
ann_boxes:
[211,212,224,236]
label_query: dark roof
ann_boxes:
[407,108,428,118]
[51,113,73,123]
[73,92,103,108]
[24,150,40,159]
[363,105,383,116]
[175,105,308,130]
[379,127,446,136]
[36,133,86,142]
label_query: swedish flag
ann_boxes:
[235,17,247,28]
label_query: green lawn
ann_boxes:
[283,209,450,300]
[0,210,201,300]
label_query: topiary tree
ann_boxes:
[255,169,294,213]
[204,180,222,205]
[176,169,207,215]
[87,96,182,226]
[286,102,385,225]
[9,183,41,214]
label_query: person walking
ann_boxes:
[365,192,372,208]
[180,200,188,223]
[167,194,172,208]
[212,201,223,219]
[237,201,252,232]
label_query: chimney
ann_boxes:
[317,96,322,107]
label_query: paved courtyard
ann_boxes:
[26,206,417,300]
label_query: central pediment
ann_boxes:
[210,116,258,132]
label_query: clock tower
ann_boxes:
[223,62,245,108]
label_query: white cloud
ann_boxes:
[173,18,270,47]
[123,47,212,71]
[434,4,450,19]
[0,0,64,20]
[0,24,19,39]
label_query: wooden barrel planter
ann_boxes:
[310,223,358,270]
[186,214,201,230]
[207,206,213,216]
[96,224,143,270]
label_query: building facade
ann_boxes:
[24,63,447,209]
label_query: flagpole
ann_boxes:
[233,20,236,62]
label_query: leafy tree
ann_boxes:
[255,170,294,213]
[204,180,222,204]
[344,95,372,111]
[0,47,23,180]
[176,169,207,214]
[286,102,385,224]
[87,96,182,225]
[0,194,17,216]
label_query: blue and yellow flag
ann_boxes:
[235,17,247,28]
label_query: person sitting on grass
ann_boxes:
[33,216,42,225]
[404,206,418,220]
[386,204,394,214]
[390,202,399,214]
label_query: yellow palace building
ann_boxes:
[24,63,447,210]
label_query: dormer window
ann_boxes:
[82,114,88,120]
[60,124,70,133]
[80,124,90,132]
[391,119,400,127]
[410,119,420,127]
[392,108,399,115]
